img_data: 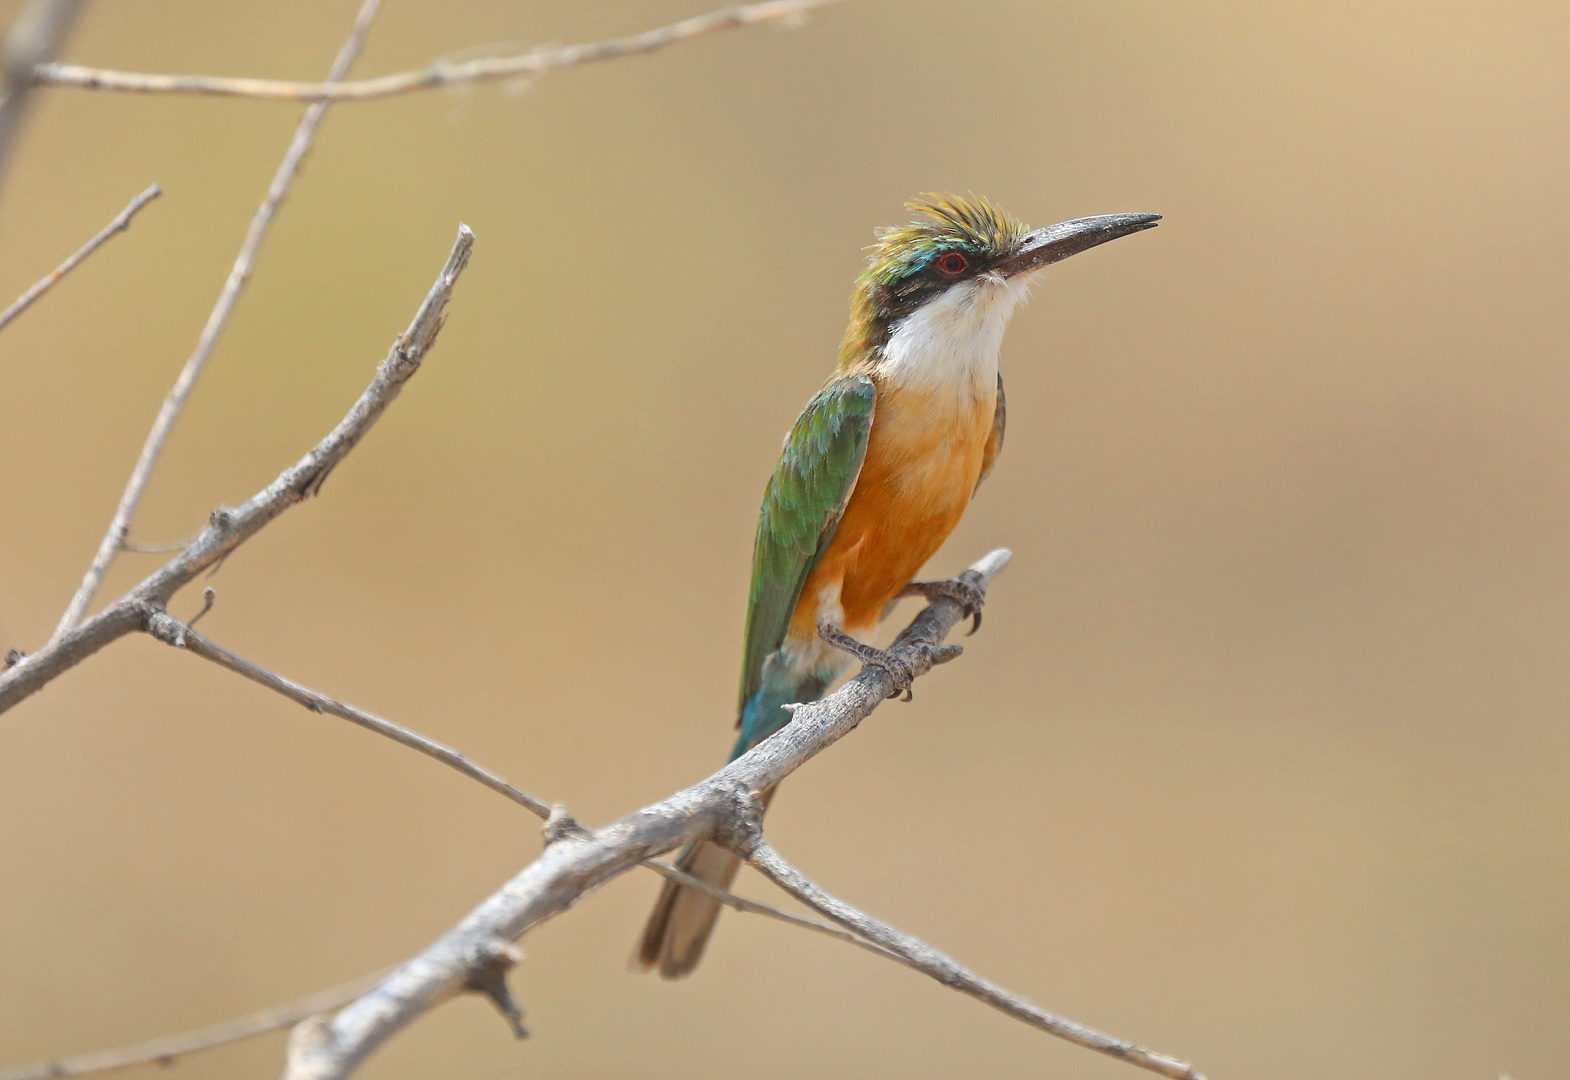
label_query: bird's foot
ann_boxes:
[816,621,919,701]
[899,577,986,634]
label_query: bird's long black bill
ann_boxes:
[998,212,1161,278]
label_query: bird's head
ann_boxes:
[838,193,1159,369]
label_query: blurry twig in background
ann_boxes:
[31,0,845,102]
[0,0,86,191]
[46,0,384,646]
[0,974,387,1080]
[0,182,159,334]
[0,224,474,713]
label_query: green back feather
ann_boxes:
[737,375,876,716]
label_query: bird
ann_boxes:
[636,194,1159,978]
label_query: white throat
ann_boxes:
[874,274,1031,399]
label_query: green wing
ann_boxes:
[737,375,877,717]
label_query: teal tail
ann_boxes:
[635,655,837,978]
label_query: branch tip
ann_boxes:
[0,181,163,334]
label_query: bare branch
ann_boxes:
[47,0,384,645]
[0,224,475,715]
[0,0,87,191]
[745,841,1206,1080]
[142,614,553,818]
[33,0,843,102]
[0,973,385,1080]
[278,552,1066,1080]
[0,182,159,333]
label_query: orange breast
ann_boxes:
[790,377,997,636]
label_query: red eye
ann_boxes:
[936,252,969,276]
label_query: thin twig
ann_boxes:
[47,0,383,645]
[745,840,1206,1080]
[142,613,552,818]
[33,0,843,102]
[0,0,87,192]
[0,224,474,714]
[0,972,386,1080]
[0,183,159,333]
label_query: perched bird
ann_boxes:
[637,194,1159,978]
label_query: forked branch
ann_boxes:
[47,0,384,646]
[0,224,474,713]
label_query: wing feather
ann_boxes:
[736,376,876,717]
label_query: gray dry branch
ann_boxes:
[0,224,474,713]
[32,0,844,102]
[271,547,1198,1080]
[281,550,1011,1080]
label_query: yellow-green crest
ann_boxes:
[838,193,1030,368]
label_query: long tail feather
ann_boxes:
[636,785,778,979]
[636,839,745,978]
[638,643,839,978]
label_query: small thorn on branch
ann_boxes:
[464,940,527,1040]
[187,588,216,629]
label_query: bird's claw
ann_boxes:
[816,622,918,700]
[900,577,986,634]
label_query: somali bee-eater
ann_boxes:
[637,194,1159,978]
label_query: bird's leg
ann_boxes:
[899,577,986,634]
[816,618,917,701]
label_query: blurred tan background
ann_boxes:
[1,0,1567,1077]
